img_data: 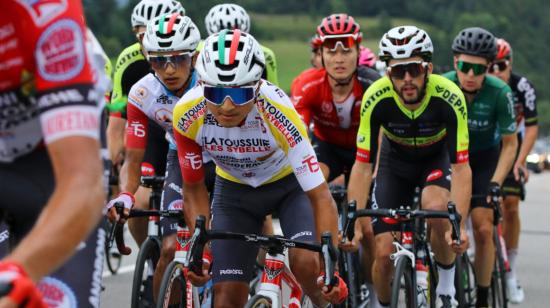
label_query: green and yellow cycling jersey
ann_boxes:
[109,42,151,118]
[356,74,470,164]
[197,40,278,86]
[443,72,516,154]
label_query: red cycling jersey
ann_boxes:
[291,68,369,149]
[1,0,98,162]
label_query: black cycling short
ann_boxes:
[502,135,524,199]
[312,136,356,183]
[142,119,169,178]
[470,146,500,209]
[210,174,316,283]
[371,138,451,235]
[0,148,104,307]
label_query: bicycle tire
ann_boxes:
[244,294,272,308]
[335,251,361,308]
[390,257,416,308]
[104,237,123,274]
[131,237,161,308]
[490,232,508,308]
[454,253,476,308]
[156,261,188,308]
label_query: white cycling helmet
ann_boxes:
[131,0,185,28]
[204,3,250,36]
[143,13,200,53]
[196,29,265,86]
[379,26,433,62]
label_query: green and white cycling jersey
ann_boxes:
[197,40,278,86]
[443,72,516,154]
[109,43,151,118]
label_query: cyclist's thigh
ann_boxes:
[37,226,105,308]
[312,136,344,182]
[142,119,168,177]
[420,151,451,208]
[371,165,415,235]
[160,149,181,236]
[470,147,500,209]
[277,175,316,243]
[210,176,276,283]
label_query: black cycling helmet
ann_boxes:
[452,27,497,60]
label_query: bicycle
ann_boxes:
[186,215,339,308]
[342,201,462,308]
[330,184,369,308]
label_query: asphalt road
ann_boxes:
[100,172,550,307]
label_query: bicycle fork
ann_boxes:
[175,226,200,308]
[257,253,303,308]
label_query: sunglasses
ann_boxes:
[322,36,357,52]
[488,60,510,73]
[203,84,258,106]
[457,60,487,76]
[147,53,192,71]
[388,61,427,79]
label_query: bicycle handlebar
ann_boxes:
[107,204,184,255]
[186,215,339,287]
[342,201,462,245]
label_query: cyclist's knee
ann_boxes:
[213,282,249,308]
[427,216,449,235]
[289,249,319,281]
[473,223,493,245]
[503,200,520,217]
[374,235,394,272]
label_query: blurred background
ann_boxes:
[84,0,550,145]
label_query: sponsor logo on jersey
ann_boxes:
[258,100,303,147]
[37,276,77,308]
[141,162,156,176]
[128,121,146,138]
[219,269,243,275]
[435,85,466,119]
[177,100,207,132]
[17,0,68,26]
[115,49,142,70]
[321,101,333,113]
[168,199,183,211]
[154,108,172,126]
[36,19,85,82]
[38,88,84,109]
[361,86,390,116]
[184,152,202,170]
[356,149,370,162]
[242,171,256,178]
[301,154,320,173]
[457,150,469,163]
[156,94,172,104]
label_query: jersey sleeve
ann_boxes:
[125,103,148,149]
[496,85,517,135]
[356,84,382,163]
[174,132,205,183]
[262,46,279,86]
[517,77,538,126]
[263,95,325,191]
[32,0,100,144]
[110,47,149,118]
[290,78,312,126]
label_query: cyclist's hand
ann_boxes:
[185,250,212,287]
[316,271,348,304]
[0,261,46,308]
[338,222,362,252]
[513,162,529,183]
[106,192,134,223]
[447,226,469,254]
[486,181,502,205]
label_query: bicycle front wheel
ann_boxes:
[490,233,508,308]
[131,237,161,308]
[156,261,188,308]
[335,251,362,308]
[244,294,272,308]
[390,257,416,308]
[455,253,476,308]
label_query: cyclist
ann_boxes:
[289,35,323,96]
[173,29,347,307]
[290,13,380,300]
[0,0,106,306]
[488,37,536,304]
[107,0,185,247]
[105,13,201,299]
[203,3,279,86]
[443,27,518,308]
[348,26,472,308]
[359,45,377,68]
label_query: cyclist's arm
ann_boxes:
[119,103,148,193]
[517,125,538,173]
[306,183,340,248]
[492,133,517,185]
[174,133,210,230]
[5,136,104,281]
[450,162,472,228]
[516,77,538,176]
[347,160,373,211]
[492,86,518,185]
[107,116,126,165]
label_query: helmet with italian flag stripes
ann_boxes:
[196,29,265,86]
[131,0,185,28]
[142,13,200,53]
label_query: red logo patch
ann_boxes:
[426,169,443,182]
[141,162,155,176]
[301,154,320,173]
[18,0,68,26]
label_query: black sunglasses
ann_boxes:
[388,61,427,80]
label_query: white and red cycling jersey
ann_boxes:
[290,67,379,149]
[125,72,197,150]
[0,0,100,163]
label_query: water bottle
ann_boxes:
[416,260,429,308]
